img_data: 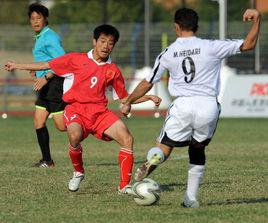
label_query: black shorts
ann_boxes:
[35,76,66,114]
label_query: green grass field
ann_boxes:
[0,117,267,223]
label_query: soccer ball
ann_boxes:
[132,178,161,206]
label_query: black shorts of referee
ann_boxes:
[35,76,66,114]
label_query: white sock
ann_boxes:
[146,147,165,165]
[186,164,205,201]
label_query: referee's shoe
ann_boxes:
[33,159,55,168]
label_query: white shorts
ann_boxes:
[158,96,220,146]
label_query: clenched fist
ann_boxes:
[243,9,261,22]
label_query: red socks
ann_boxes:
[118,148,134,189]
[69,145,133,189]
[69,144,84,173]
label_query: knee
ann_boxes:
[55,124,66,132]
[68,131,82,147]
[188,140,206,165]
[58,127,66,132]
[121,133,133,150]
[53,115,66,132]
[34,117,46,129]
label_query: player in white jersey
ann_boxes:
[121,8,261,208]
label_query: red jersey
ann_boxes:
[48,50,128,107]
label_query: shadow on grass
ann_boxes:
[160,182,185,192]
[160,180,230,192]
[207,197,268,206]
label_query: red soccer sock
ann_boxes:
[118,148,134,189]
[69,144,84,173]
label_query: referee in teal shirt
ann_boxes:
[29,3,66,168]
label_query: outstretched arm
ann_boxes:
[5,61,53,91]
[4,61,50,72]
[120,79,154,116]
[120,94,161,106]
[127,79,153,103]
[132,94,162,106]
[240,9,261,51]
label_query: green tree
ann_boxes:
[0,0,28,24]
[0,0,262,25]
[50,0,103,23]
[50,0,193,24]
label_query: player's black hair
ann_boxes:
[174,8,199,33]
[28,3,49,25]
[93,24,120,44]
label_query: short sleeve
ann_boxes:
[210,39,244,59]
[44,35,65,59]
[111,66,128,100]
[145,48,168,84]
[48,53,75,77]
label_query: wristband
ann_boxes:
[44,75,52,81]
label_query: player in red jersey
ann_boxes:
[5,24,162,194]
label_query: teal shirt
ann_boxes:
[33,26,65,77]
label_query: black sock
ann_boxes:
[36,126,52,162]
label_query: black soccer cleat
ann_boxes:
[32,159,55,168]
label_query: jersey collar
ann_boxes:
[87,49,112,65]
[176,36,197,41]
[34,26,50,40]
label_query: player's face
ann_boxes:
[30,11,47,33]
[93,34,115,62]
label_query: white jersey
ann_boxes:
[146,36,244,97]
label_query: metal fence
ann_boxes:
[0,22,267,116]
[1,22,267,72]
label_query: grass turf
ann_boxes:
[0,117,267,223]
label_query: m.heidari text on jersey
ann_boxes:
[173,48,201,57]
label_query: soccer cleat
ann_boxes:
[135,152,162,181]
[118,185,134,195]
[134,161,157,181]
[32,159,44,167]
[32,159,55,168]
[181,194,200,208]
[134,153,162,182]
[68,172,84,192]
